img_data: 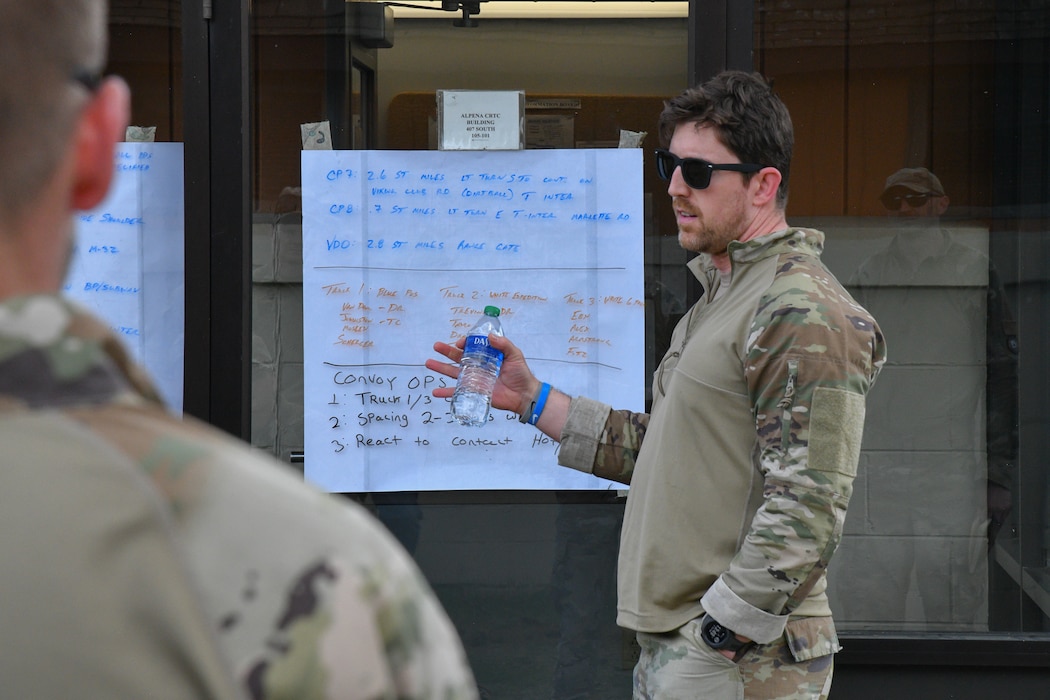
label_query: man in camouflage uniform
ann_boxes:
[0,2,478,698]
[428,71,886,699]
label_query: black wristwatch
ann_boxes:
[699,614,751,653]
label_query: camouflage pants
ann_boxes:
[632,616,837,700]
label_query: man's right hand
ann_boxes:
[425,334,540,415]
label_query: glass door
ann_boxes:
[250,1,689,695]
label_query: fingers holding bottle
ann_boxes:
[425,339,465,399]
[425,334,540,416]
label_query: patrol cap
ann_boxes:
[882,167,945,196]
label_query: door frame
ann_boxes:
[182,0,251,438]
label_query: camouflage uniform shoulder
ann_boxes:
[0,296,478,700]
[0,295,163,408]
[745,228,886,406]
[754,229,882,354]
[71,406,480,700]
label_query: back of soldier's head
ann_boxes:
[0,0,108,219]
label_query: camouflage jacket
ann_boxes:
[558,228,886,644]
[0,295,478,700]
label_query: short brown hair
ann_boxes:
[0,0,108,218]
[659,71,793,208]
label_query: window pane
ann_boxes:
[756,0,1046,635]
[109,2,182,142]
[95,5,184,409]
[251,1,687,693]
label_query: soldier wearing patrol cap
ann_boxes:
[844,165,1018,631]
[879,166,949,217]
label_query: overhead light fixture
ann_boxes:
[385,1,687,22]
[386,0,481,27]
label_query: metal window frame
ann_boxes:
[183,0,1050,668]
[183,0,251,439]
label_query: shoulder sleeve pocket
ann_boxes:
[808,387,865,478]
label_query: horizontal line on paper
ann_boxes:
[312,266,626,272]
[323,358,623,371]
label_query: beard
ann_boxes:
[892,216,945,262]
[674,193,748,256]
[893,214,940,232]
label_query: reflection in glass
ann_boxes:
[756,0,1042,636]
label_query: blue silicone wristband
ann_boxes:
[529,382,552,426]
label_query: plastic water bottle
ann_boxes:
[451,305,505,427]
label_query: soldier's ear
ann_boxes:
[750,166,782,208]
[71,76,130,211]
[934,195,950,216]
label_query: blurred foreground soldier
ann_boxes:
[0,2,478,698]
[428,71,886,699]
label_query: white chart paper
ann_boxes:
[66,142,185,412]
[302,148,644,491]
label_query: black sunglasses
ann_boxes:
[654,148,766,190]
[881,192,935,210]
